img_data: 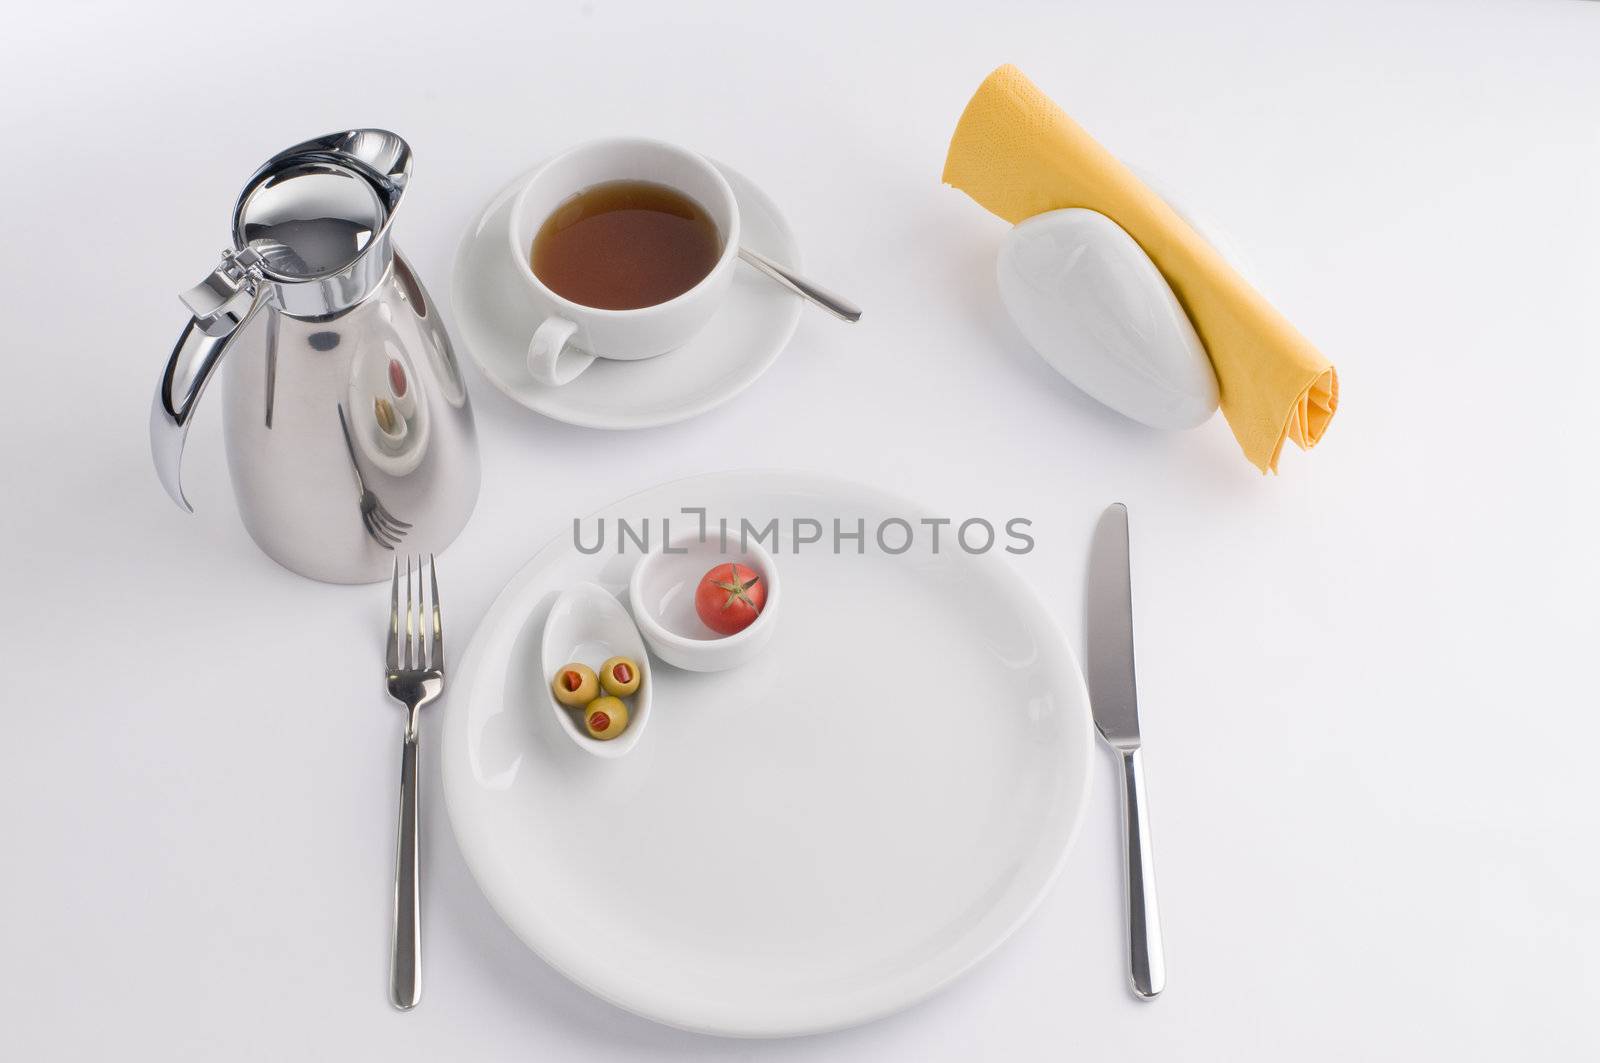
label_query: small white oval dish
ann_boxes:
[628,534,780,672]
[541,582,653,757]
[998,207,1218,430]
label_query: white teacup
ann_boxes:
[507,138,741,387]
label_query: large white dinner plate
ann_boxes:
[450,161,803,429]
[442,471,1094,1037]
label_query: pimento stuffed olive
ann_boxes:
[584,696,629,740]
[599,656,642,697]
[551,663,599,707]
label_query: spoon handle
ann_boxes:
[738,247,861,323]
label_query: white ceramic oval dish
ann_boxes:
[540,582,654,757]
[998,206,1219,430]
[628,533,779,672]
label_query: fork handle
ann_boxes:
[390,726,421,1009]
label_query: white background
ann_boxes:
[3,0,1597,1058]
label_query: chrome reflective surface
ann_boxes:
[235,129,413,317]
[151,130,479,584]
[1086,502,1166,999]
[240,165,383,278]
[1087,503,1141,746]
[386,555,445,1010]
[337,404,413,548]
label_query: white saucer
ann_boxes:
[451,161,804,429]
[442,470,1094,1037]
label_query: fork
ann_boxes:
[385,555,444,1010]
[338,403,412,549]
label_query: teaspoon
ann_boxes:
[738,247,861,323]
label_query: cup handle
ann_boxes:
[527,317,596,387]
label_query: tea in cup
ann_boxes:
[508,138,741,386]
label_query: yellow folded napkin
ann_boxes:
[943,64,1338,472]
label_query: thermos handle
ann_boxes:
[151,249,270,512]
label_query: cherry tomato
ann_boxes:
[694,562,766,635]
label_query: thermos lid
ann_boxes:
[235,161,386,282]
[230,129,413,315]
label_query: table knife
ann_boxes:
[1086,502,1166,999]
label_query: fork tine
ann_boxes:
[415,555,426,669]
[373,502,410,536]
[405,556,416,670]
[377,503,414,531]
[415,554,427,670]
[429,554,443,673]
[366,515,395,547]
[365,511,399,549]
[387,558,400,671]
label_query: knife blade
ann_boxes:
[1086,502,1166,999]
[1087,502,1140,748]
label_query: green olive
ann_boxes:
[584,696,629,740]
[551,663,598,707]
[599,656,642,697]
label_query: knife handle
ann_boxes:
[1118,747,1166,998]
